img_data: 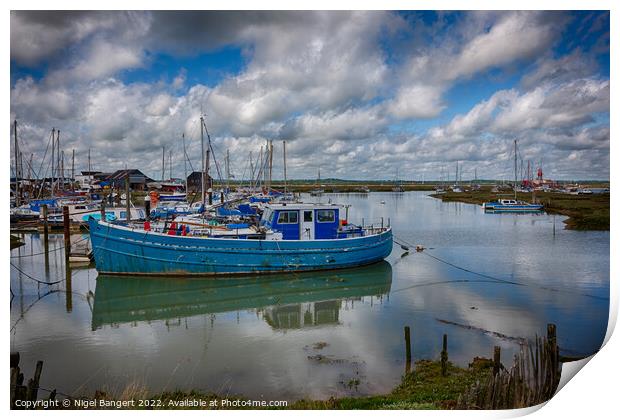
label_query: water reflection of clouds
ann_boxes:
[10,192,609,400]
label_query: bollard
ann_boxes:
[441,334,448,376]
[404,326,412,373]
[493,346,501,376]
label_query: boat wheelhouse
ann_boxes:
[88,202,393,276]
[260,203,357,240]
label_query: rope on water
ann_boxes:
[393,235,608,301]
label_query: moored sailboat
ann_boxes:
[483,140,544,213]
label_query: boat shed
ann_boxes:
[106,169,154,191]
[186,171,214,192]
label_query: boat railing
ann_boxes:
[350,217,391,236]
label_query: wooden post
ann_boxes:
[441,334,448,376]
[63,205,73,312]
[10,352,20,368]
[26,360,43,401]
[404,326,412,373]
[65,254,72,313]
[100,201,106,221]
[62,206,71,259]
[493,346,501,376]
[125,174,131,222]
[547,323,558,383]
[42,204,49,242]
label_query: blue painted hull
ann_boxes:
[88,219,393,276]
[484,204,544,212]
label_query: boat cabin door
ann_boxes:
[301,210,315,240]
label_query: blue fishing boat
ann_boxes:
[88,203,393,276]
[482,199,544,212]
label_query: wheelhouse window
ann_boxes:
[316,209,335,223]
[277,210,299,224]
[304,210,313,222]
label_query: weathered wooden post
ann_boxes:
[441,334,448,376]
[100,200,106,221]
[404,326,412,373]
[65,256,73,313]
[125,174,131,222]
[493,346,501,376]
[26,360,43,401]
[10,353,21,408]
[42,204,50,275]
[547,323,558,384]
[62,206,71,259]
[63,206,73,312]
[41,204,49,243]
[221,191,225,204]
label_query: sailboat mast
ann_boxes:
[249,151,254,188]
[13,120,20,206]
[161,146,165,181]
[268,140,273,193]
[71,149,75,191]
[61,150,65,192]
[283,140,287,195]
[182,133,188,193]
[200,115,206,204]
[514,139,518,199]
[51,128,55,197]
[169,149,172,180]
[226,148,230,191]
[57,130,61,191]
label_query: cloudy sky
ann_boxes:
[10,11,610,181]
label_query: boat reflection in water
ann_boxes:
[92,261,392,330]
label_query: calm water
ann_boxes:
[10,192,609,400]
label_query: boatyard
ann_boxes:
[9,9,610,414]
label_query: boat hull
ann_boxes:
[483,204,544,212]
[88,219,393,276]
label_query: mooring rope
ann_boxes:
[10,263,63,285]
[10,236,91,259]
[393,235,608,301]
